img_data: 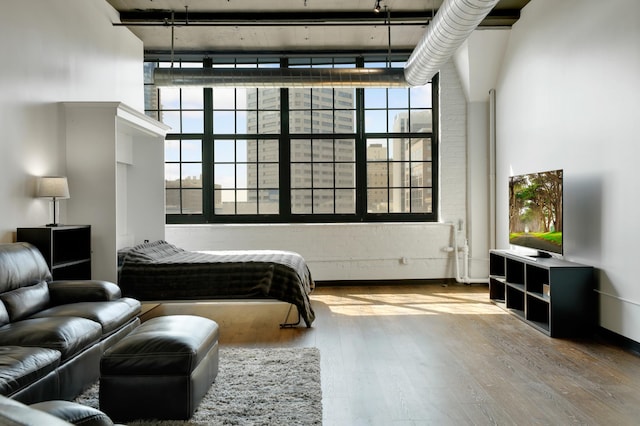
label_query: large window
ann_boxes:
[144,57,438,223]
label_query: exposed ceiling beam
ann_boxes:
[115,9,521,28]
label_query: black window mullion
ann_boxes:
[202,57,214,221]
[280,57,291,219]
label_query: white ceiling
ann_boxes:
[105,0,530,56]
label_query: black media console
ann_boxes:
[489,249,594,338]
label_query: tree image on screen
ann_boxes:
[509,170,563,254]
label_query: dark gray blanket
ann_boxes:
[118,240,315,327]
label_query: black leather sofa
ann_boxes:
[0,393,120,426]
[0,242,141,404]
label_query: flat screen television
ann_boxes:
[509,169,563,257]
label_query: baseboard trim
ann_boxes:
[595,327,640,356]
[315,278,459,287]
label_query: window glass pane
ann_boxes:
[259,139,279,162]
[291,139,311,161]
[411,110,432,132]
[334,110,356,133]
[390,188,407,213]
[335,139,355,161]
[410,137,431,161]
[159,87,180,109]
[214,164,235,188]
[258,189,279,214]
[411,162,425,186]
[312,140,334,162]
[214,140,235,162]
[291,190,312,214]
[165,164,180,188]
[182,88,204,109]
[367,162,388,188]
[261,163,279,187]
[293,111,311,134]
[213,111,235,134]
[162,111,180,131]
[236,111,248,133]
[181,189,202,214]
[315,111,334,133]
[213,88,235,109]
[236,140,248,162]
[313,163,334,188]
[181,140,201,162]
[237,164,249,188]
[367,189,388,213]
[182,111,203,133]
[291,164,311,188]
[289,89,310,108]
[335,189,356,214]
[237,88,249,109]
[335,89,355,109]
[165,140,180,162]
[388,88,408,108]
[390,110,410,132]
[367,139,388,160]
[237,190,257,214]
[256,111,280,134]
[365,110,386,133]
[335,163,355,188]
[181,164,201,187]
[216,189,235,214]
[259,88,280,110]
[410,85,431,108]
[365,88,386,108]
[165,189,180,214]
[313,189,334,213]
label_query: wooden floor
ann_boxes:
[142,284,640,425]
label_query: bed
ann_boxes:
[117,240,315,327]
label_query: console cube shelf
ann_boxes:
[489,249,594,338]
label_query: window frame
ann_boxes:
[145,58,438,224]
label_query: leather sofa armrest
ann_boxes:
[48,280,122,305]
[30,400,115,426]
[0,396,76,426]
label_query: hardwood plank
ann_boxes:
[141,284,640,425]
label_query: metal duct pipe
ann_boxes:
[404,0,499,86]
[154,67,407,88]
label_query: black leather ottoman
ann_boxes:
[99,315,219,422]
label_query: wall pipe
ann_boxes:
[448,222,489,285]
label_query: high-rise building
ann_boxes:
[391,111,433,213]
[247,87,356,214]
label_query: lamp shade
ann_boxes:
[37,176,70,199]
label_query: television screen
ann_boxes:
[509,169,563,256]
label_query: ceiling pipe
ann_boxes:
[153,0,499,88]
[154,65,407,88]
[404,0,500,86]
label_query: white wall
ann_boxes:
[495,0,640,343]
[167,61,484,282]
[0,0,144,243]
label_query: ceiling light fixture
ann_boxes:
[373,0,382,13]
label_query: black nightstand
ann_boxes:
[17,225,91,280]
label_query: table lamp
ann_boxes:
[37,176,70,227]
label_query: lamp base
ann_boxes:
[45,223,61,227]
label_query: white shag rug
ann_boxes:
[75,347,322,425]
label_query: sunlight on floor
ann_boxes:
[311,290,507,316]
